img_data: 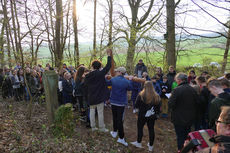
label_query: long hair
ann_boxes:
[139,81,160,105]
[74,66,85,82]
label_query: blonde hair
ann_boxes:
[139,81,160,105]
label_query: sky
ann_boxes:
[76,0,229,43]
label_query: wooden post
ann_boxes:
[43,70,59,124]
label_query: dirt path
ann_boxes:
[0,100,177,153]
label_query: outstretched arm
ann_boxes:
[101,49,112,75]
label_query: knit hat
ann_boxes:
[115,67,126,74]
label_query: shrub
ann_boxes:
[52,103,74,138]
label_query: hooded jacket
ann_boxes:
[84,56,111,106]
[134,63,147,76]
[209,92,230,130]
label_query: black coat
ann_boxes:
[167,71,176,90]
[135,95,160,119]
[85,56,111,106]
[169,82,199,126]
[62,79,73,104]
[134,63,147,76]
[209,92,230,130]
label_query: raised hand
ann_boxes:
[106,48,112,56]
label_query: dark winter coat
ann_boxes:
[62,79,73,104]
[0,74,3,87]
[209,92,230,130]
[169,82,199,126]
[29,76,39,94]
[224,88,230,93]
[198,86,211,121]
[134,63,147,76]
[196,135,230,153]
[135,95,160,119]
[84,56,111,106]
[74,79,84,97]
[166,71,176,90]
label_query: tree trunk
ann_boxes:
[108,0,113,48]
[0,19,5,68]
[126,26,137,74]
[10,0,20,63]
[92,0,97,58]
[73,0,79,67]
[5,25,12,69]
[55,0,63,68]
[2,0,12,68]
[221,27,230,73]
[166,0,176,68]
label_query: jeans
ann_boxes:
[111,105,125,139]
[174,124,191,151]
[137,116,156,146]
[90,102,105,130]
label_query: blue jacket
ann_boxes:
[153,82,161,95]
[108,75,133,106]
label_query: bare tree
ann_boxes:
[116,0,164,73]
[189,0,230,73]
[165,0,181,68]
[73,0,79,67]
[222,21,230,73]
[0,8,5,68]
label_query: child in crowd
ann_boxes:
[142,72,151,81]
[151,76,161,95]
[220,78,230,93]
[131,81,161,152]
[155,67,163,82]
[11,70,21,101]
[18,69,25,100]
[62,72,73,104]
[171,78,178,91]
[188,70,196,84]
[160,75,170,118]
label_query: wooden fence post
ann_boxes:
[43,70,59,124]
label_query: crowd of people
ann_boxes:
[1,49,230,152]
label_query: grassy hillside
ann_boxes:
[37,37,228,70]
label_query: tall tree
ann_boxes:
[165,0,180,69]
[0,23,5,69]
[190,0,230,73]
[73,0,80,67]
[118,0,163,73]
[107,0,113,48]
[55,0,63,68]
[2,0,12,68]
[92,0,97,58]
[222,22,230,73]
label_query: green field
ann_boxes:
[37,37,229,72]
